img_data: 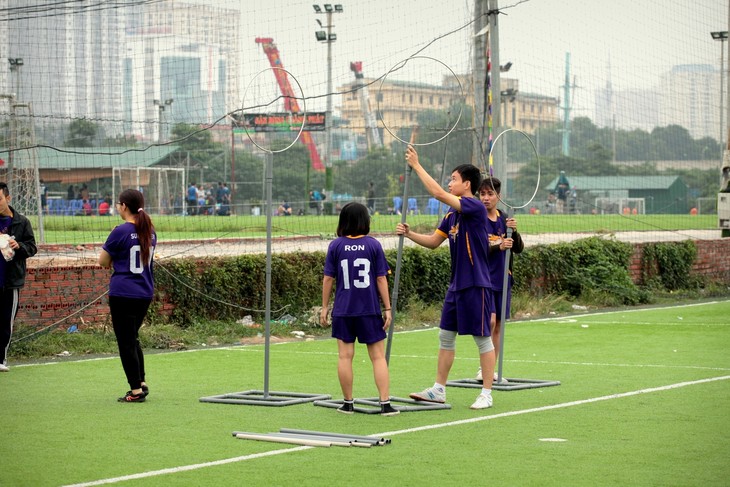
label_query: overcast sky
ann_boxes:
[220,0,727,119]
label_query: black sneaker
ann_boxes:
[118,391,146,403]
[337,401,354,415]
[141,385,149,397]
[380,402,400,416]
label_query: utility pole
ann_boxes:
[561,52,572,157]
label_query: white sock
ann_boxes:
[434,382,445,392]
[481,388,492,396]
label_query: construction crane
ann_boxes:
[255,37,324,171]
[350,61,382,150]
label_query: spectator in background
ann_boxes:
[187,182,198,215]
[309,190,324,215]
[39,179,48,214]
[554,171,570,214]
[82,199,92,216]
[67,185,76,200]
[278,201,292,216]
[79,183,89,201]
[367,182,375,214]
[98,197,111,216]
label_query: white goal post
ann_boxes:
[112,166,186,215]
[594,197,645,215]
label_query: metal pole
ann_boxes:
[386,128,418,364]
[325,11,333,201]
[496,227,512,382]
[721,40,725,158]
[727,0,730,151]
[158,106,163,144]
[263,151,273,398]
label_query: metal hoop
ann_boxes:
[488,127,541,210]
[377,56,464,146]
[240,67,306,154]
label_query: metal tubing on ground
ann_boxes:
[279,428,386,445]
[234,432,332,447]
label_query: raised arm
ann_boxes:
[405,145,461,211]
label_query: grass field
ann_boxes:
[3,300,729,486]
[32,213,717,245]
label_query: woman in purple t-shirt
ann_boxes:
[99,189,156,403]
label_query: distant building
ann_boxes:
[1,0,241,142]
[659,64,719,140]
[337,75,558,148]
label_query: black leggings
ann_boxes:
[110,296,151,390]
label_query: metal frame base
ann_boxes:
[200,390,331,407]
[314,396,451,414]
[446,378,561,391]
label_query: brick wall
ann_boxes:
[629,239,730,284]
[17,238,730,329]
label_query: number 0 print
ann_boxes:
[129,245,154,274]
[339,258,371,289]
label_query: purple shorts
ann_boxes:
[440,287,495,337]
[332,314,386,344]
[493,289,511,321]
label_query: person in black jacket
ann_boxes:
[0,182,37,372]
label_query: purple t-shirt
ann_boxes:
[102,222,156,299]
[486,210,509,291]
[435,196,492,292]
[324,235,390,317]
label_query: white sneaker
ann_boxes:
[409,386,446,403]
[0,364,9,372]
[470,393,493,410]
[475,368,483,381]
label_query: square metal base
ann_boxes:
[200,390,331,406]
[313,396,451,414]
[446,377,561,391]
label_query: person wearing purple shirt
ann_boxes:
[396,145,497,410]
[99,189,156,403]
[320,202,399,416]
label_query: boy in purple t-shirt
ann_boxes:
[396,145,496,410]
[476,177,524,384]
[320,202,398,416]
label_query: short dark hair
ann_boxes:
[0,182,9,197]
[479,177,501,194]
[452,164,481,195]
[336,202,370,237]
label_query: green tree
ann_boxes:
[64,119,98,147]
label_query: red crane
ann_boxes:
[255,37,324,171]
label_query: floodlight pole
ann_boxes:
[314,4,343,208]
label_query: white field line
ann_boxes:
[523,300,728,323]
[544,320,730,326]
[15,300,728,370]
[61,375,730,487]
[225,347,730,372]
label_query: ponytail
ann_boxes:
[118,189,155,264]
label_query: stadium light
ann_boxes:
[8,57,23,99]
[711,31,729,157]
[154,98,174,143]
[313,4,344,202]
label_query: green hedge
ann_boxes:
[151,238,702,324]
